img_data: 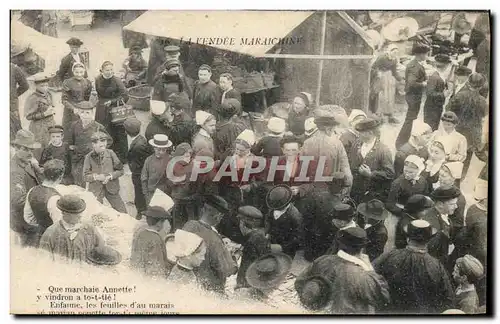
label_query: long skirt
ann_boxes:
[95,100,128,163]
[29,116,55,148]
[377,70,397,115]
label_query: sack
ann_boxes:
[110,100,135,125]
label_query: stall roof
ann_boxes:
[124,10,315,57]
[11,21,68,72]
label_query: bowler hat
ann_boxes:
[266,184,293,210]
[430,186,461,202]
[336,227,369,248]
[412,44,431,55]
[435,54,451,65]
[455,65,472,76]
[332,203,355,221]
[143,206,171,220]
[123,117,142,135]
[297,275,333,310]
[169,93,191,111]
[403,194,434,215]
[357,199,389,221]
[245,253,292,290]
[203,194,230,213]
[468,73,486,89]
[165,58,180,70]
[57,195,86,214]
[440,111,459,124]
[11,129,41,149]
[87,245,122,266]
[404,219,436,243]
[354,118,382,132]
[48,125,64,134]
[74,101,96,110]
[164,45,180,53]
[66,37,83,46]
[149,134,173,148]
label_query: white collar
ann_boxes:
[273,204,291,220]
[267,133,284,138]
[475,203,487,211]
[337,250,373,271]
[50,141,63,147]
[440,213,450,226]
[456,284,476,295]
[198,128,211,138]
[127,134,140,143]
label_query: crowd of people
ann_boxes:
[10,13,489,314]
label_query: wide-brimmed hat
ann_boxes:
[441,111,459,124]
[357,199,389,221]
[87,245,122,266]
[66,37,83,46]
[203,194,230,213]
[354,118,382,132]
[266,184,293,210]
[332,203,355,221]
[404,194,435,215]
[455,65,472,77]
[11,129,41,149]
[143,205,172,220]
[246,253,292,290]
[267,117,286,134]
[452,14,472,34]
[304,117,318,136]
[336,227,369,248]
[382,17,419,42]
[149,134,173,148]
[56,194,86,214]
[297,275,333,310]
[404,219,437,243]
[164,45,180,53]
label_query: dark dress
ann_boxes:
[167,110,198,147]
[266,204,303,258]
[287,109,310,136]
[61,77,92,139]
[251,135,282,158]
[213,119,247,161]
[340,129,359,156]
[95,75,129,163]
[365,222,388,262]
[386,175,429,216]
[145,116,169,142]
[127,135,153,214]
[40,143,73,184]
[423,71,447,131]
[10,63,29,140]
[296,254,390,314]
[130,228,172,278]
[373,246,455,314]
[421,207,453,266]
[192,80,219,116]
[235,229,271,289]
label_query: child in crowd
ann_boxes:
[40,125,72,185]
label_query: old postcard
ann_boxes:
[10,10,490,315]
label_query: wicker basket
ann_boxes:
[127,84,152,111]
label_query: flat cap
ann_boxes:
[203,194,229,213]
[456,254,484,281]
[48,125,64,134]
[143,206,171,220]
[57,194,86,214]
[165,58,180,70]
[237,206,263,220]
[440,111,459,124]
[66,37,83,46]
[332,203,355,221]
[455,65,472,76]
[336,227,369,248]
[199,64,212,73]
[74,100,96,110]
[123,117,142,135]
[164,45,180,52]
[354,118,382,132]
[468,73,486,89]
[404,194,434,215]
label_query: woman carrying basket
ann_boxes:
[95,61,130,163]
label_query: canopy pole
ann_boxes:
[315,11,327,107]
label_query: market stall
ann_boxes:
[124,10,375,115]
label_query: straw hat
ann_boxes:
[148,134,173,148]
[382,17,419,42]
